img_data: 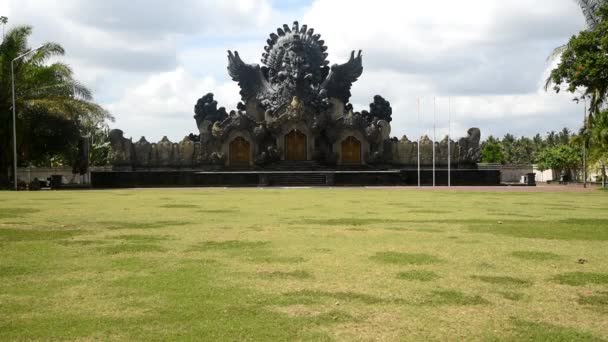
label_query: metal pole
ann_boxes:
[583,98,587,188]
[448,97,451,187]
[11,46,44,191]
[417,97,421,187]
[433,97,436,187]
[11,60,17,190]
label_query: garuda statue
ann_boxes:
[227,21,363,117]
[104,21,484,171]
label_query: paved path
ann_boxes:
[369,184,604,192]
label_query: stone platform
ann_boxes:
[90,169,500,188]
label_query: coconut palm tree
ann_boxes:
[576,0,608,29]
[547,1,607,66]
[0,25,112,185]
[589,110,608,187]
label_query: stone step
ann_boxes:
[268,173,327,186]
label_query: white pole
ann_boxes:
[417,97,421,187]
[11,46,44,190]
[448,97,451,187]
[583,98,587,188]
[433,97,436,187]
[11,60,17,190]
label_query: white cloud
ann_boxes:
[107,68,240,142]
[3,0,591,141]
[301,0,586,139]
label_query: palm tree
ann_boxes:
[576,0,608,29]
[589,110,608,187]
[0,25,112,185]
[547,1,607,75]
[0,17,7,40]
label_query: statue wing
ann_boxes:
[321,50,363,104]
[227,51,271,102]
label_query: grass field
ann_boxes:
[1,188,608,341]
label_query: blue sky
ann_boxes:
[1,0,588,142]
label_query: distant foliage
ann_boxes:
[548,4,608,116]
[480,137,504,163]
[480,128,580,166]
[363,95,393,123]
[536,145,582,175]
[0,25,111,179]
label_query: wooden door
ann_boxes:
[285,130,307,161]
[229,137,250,166]
[341,136,361,164]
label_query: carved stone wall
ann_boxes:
[390,128,481,167]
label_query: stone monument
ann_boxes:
[107,21,482,174]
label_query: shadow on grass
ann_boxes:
[271,290,385,305]
[298,218,404,226]
[511,251,562,261]
[578,291,608,314]
[199,209,240,214]
[97,243,166,255]
[248,256,306,264]
[397,270,440,282]
[0,208,41,220]
[258,270,312,280]
[469,219,608,241]
[98,220,191,230]
[0,228,82,242]
[109,234,172,242]
[0,265,37,277]
[505,320,605,341]
[191,240,270,251]
[421,290,489,306]
[159,204,200,209]
[370,252,443,265]
[497,291,525,301]
[552,272,608,286]
[472,275,533,287]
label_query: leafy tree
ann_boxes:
[481,136,505,163]
[547,4,608,117]
[533,133,545,151]
[88,126,112,167]
[510,137,535,164]
[576,0,608,30]
[589,109,608,186]
[0,25,112,185]
[536,145,582,181]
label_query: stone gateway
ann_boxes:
[104,21,488,186]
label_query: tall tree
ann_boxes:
[589,109,608,186]
[0,25,112,185]
[576,0,608,29]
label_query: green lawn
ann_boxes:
[1,188,607,341]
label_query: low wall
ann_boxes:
[17,167,82,185]
[91,171,260,188]
[91,169,502,188]
[499,165,533,183]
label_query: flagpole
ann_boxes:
[583,98,587,188]
[433,97,436,187]
[448,97,452,187]
[417,97,421,187]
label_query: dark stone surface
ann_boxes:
[106,21,482,172]
[91,169,501,188]
[91,171,260,188]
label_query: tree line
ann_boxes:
[0,21,112,187]
[541,1,608,185]
[2,2,608,188]
[480,128,592,181]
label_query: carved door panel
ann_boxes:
[230,137,251,165]
[285,130,307,161]
[341,136,361,164]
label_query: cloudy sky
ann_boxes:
[1,0,587,142]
